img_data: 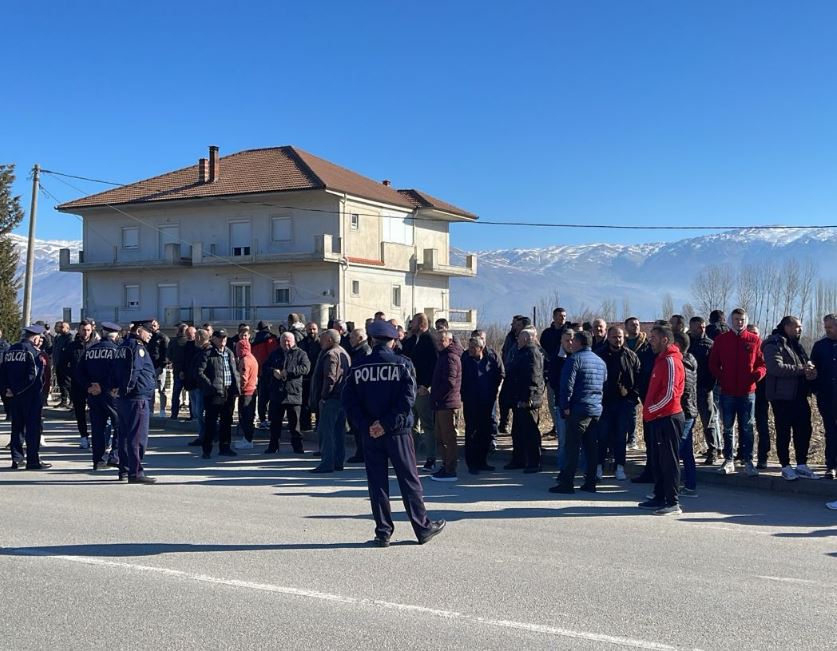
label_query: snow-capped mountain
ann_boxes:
[9,226,837,327]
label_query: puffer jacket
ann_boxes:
[687,334,715,390]
[762,332,810,402]
[559,347,606,417]
[431,339,463,410]
[196,344,241,403]
[681,352,698,420]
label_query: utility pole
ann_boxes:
[22,163,39,326]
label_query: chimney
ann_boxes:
[209,145,219,182]
[198,158,209,183]
[382,179,391,187]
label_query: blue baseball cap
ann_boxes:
[367,320,398,340]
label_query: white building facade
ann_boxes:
[58,146,477,331]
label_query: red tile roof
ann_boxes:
[56,146,477,220]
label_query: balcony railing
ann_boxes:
[423,307,478,332]
[417,248,477,277]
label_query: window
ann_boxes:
[350,213,359,230]
[159,225,179,258]
[124,284,140,309]
[382,211,413,245]
[392,284,402,308]
[271,217,292,242]
[273,281,291,305]
[351,280,360,296]
[122,226,139,249]
[230,221,252,256]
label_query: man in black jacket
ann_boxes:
[299,321,322,432]
[67,320,95,448]
[595,326,640,481]
[167,323,191,419]
[147,320,170,416]
[196,329,241,459]
[504,326,545,472]
[403,313,438,471]
[461,334,504,474]
[52,321,73,408]
[499,315,528,434]
[540,308,568,429]
[811,314,837,479]
[688,316,721,464]
[264,332,311,454]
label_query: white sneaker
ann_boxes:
[596,464,604,480]
[744,461,759,477]
[615,465,627,481]
[79,437,90,449]
[826,501,837,510]
[781,465,798,481]
[40,437,47,447]
[233,437,254,450]
[719,459,735,474]
[795,464,820,480]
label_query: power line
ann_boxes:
[39,168,837,232]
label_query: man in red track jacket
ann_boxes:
[639,324,685,515]
[708,308,766,477]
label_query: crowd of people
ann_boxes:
[1,307,836,517]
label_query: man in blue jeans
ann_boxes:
[548,328,575,473]
[708,308,766,477]
[310,329,351,473]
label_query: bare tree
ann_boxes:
[681,303,696,322]
[691,264,734,317]
[621,297,632,322]
[660,293,674,320]
[600,298,617,324]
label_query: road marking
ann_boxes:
[756,575,831,588]
[8,548,697,650]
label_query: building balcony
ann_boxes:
[59,244,192,272]
[417,248,477,277]
[191,234,343,267]
[423,307,478,332]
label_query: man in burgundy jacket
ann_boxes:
[638,324,685,515]
[429,330,463,482]
[708,308,767,477]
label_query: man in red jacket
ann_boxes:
[638,324,685,515]
[708,308,766,477]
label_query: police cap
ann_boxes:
[101,321,121,333]
[133,317,155,329]
[22,324,46,336]
[367,320,398,340]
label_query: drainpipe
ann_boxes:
[411,208,419,316]
[338,193,347,320]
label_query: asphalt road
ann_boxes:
[1,418,835,650]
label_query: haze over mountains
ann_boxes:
[11,227,837,326]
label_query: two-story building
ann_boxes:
[57,145,478,331]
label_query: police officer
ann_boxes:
[76,322,123,472]
[0,324,51,470]
[342,320,445,546]
[113,319,157,484]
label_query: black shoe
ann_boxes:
[11,460,24,470]
[106,459,120,468]
[467,467,480,475]
[579,484,597,493]
[479,464,495,471]
[638,499,664,510]
[504,462,525,470]
[756,461,768,470]
[169,415,179,420]
[117,473,127,481]
[310,466,334,474]
[25,462,52,470]
[346,455,364,463]
[824,468,836,480]
[263,447,278,454]
[292,442,305,455]
[703,454,717,466]
[92,462,103,471]
[218,447,238,457]
[523,466,541,474]
[187,438,203,447]
[418,520,446,545]
[128,475,157,484]
[201,452,212,460]
[312,451,322,458]
[335,466,344,471]
[549,485,574,494]
[372,536,390,548]
[631,473,654,484]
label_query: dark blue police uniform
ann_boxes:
[113,324,157,483]
[76,322,122,471]
[342,320,445,545]
[0,325,48,469]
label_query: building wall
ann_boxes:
[342,266,449,326]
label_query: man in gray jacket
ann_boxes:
[310,329,351,473]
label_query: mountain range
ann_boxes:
[10,227,837,326]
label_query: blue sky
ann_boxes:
[5,1,837,250]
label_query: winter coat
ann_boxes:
[559,347,606,417]
[706,321,729,340]
[506,342,545,408]
[403,330,436,388]
[309,344,351,409]
[167,335,189,373]
[52,332,73,368]
[548,352,571,394]
[461,347,504,406]
[181,341,202,391]
[709,329,767,397]
[596,345,641,405]
[67,336,95,388]
[147,331,170,370]
[196,344,241,403]
[235,340,259,396]
[810,336,837,409]
[251,330,279,370]
[350,341,372,365]
[431,339,464,410]
[687,334,716,390]
[643,344,685,421]
[299,334,322,378]
[540,324,567,363]
[681,352,698,420]
[762,332,810,402]
[264,346,311,405]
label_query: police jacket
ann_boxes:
[507,342,545,409]
[75,339,119,393]
[461,347,504,406]
[687,334,715,390]
[597,345,641,405]
[342,344,416,437]
[264,346,310,405]
[147,331,170,370]
[431,339,463,410]
[196,344,241,403]
[810,336,837,408]
[681,352,698,420]
[559,347,606,418]
[0,340,44,396]
[762,332,810,402]
[309,344,351,409]
[114,336,156,401]
[404,330,436,388]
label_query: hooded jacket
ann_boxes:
[761,331,810,402]
[236,339,259,396]
[431,339,464,410]
[643,344,685,421]
[681,352,698,420]
[251,329,279,369]
[708,329,766,397]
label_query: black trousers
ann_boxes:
[268,403,301,450]
[203,394,236,454]
[88,394,119,466]
[237,394,256,441]
[300,378,313,430]
[70,387,88,437]
[464,402,494,470]
[647,413,685,506]
[771,394,812,467]
[755,384,771,463]
[510,406,541,469]
[257,376,271,422]
[56,368,72,403]
[558,414,598,489]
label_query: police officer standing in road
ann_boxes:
[113,319,157,484]
[0,324,51,470]
[76,322,123,472]
[342,320,445,547]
